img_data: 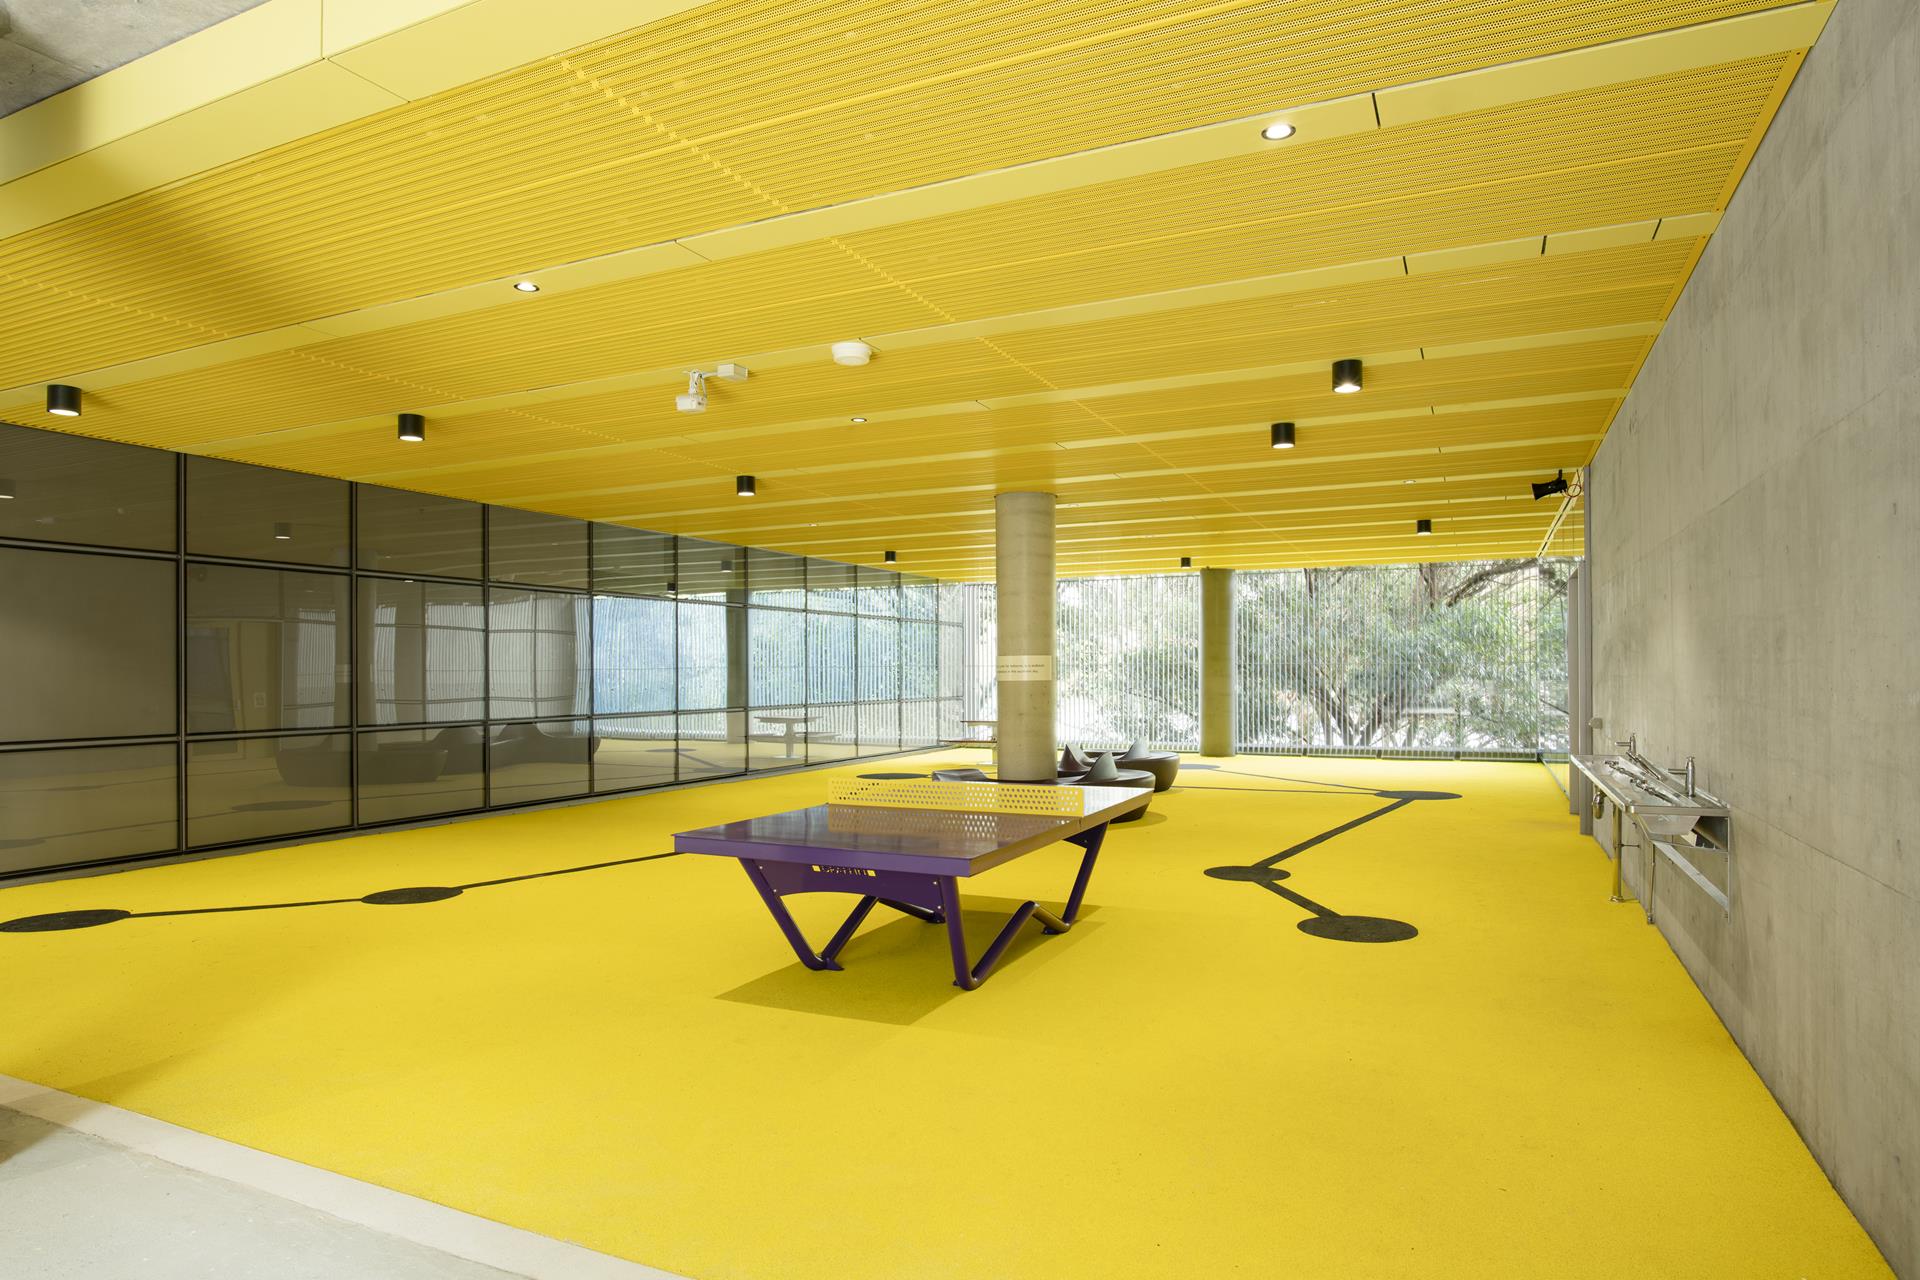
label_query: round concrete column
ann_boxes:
[995,491,1056,782]
[1200,567,1235,756]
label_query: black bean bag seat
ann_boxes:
[1117,742,1180,792]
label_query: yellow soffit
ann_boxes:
[3,0,1827,392]
[0,0,714,236]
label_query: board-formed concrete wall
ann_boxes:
[1589,1,1918,1271]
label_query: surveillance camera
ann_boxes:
[676,391,707,413]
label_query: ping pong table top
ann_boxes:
[672,783,1147,877]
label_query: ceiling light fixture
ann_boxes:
[1531,469,1571,501]
[851,416,867,424]
[1270,421,1296,449]
[831,341,873,367]
[736,474,757,498]
[512,280,540,293]
[1180,556,1192,568]
[1260,121,1296,141]
[0,478,14,500]
[273,522,293,541]
[1332,358,1363,394]
[1416,518,1433,536]
[46,384,81,417]
[884,550,897,564]
[397,413,426,442]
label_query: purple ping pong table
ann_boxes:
[673,784,1148,989]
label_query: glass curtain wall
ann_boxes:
[0,422,942,879]
[947,560,1570,757]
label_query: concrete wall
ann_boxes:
[1588,1,1918,1271]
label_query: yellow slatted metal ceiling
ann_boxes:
[0,0,1836,576]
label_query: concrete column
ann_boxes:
[1200,567,1234,756]
[725,589,749,744]
[1568,560,1593,830]
[994,491,1056,782]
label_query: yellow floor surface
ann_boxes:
[0,755,1889,1278]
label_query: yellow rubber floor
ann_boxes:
[0,756,1889,1278]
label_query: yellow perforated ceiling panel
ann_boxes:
[0,0,1831,572]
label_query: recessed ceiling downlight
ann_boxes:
[513,281,540,293]
[1260,121,1296,141]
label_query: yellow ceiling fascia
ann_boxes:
[0,0,712,241]
[324,0,709,99]
[680,94,1381,260]
[0,0,321,187]
[1546,220,1662,255]
[0,60,406,242]
[90,221,1690,459]
[1653,211,1724,240]
[7,4,1823,395]
[1404,237,1543,275]
[1374,1,1834,127]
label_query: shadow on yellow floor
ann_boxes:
[0,754,1891,1278]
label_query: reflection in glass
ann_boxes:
[676,538,745,600]
[358,485,482,579]
[592,595,675,714]
[858,701,900,754]
[747,549,805,607]
[187,734,352,846]
[488,719,593,806]
[592,715,677,792]
[1,546,175,743]
[488,507,588,588]
[187,456,349,566]
[802,703,857,763]
[806,559,855,613]
[903,621,939,700]
[748,608,805,707]
[593,525,674,596]
[488,589,589,719]
[677,711,746,780]
[0,744,177,873]
[360,579,485,724]
[899,574,938,620]
[187,564,349,732]
[676,601,739,710]
[749,703,811,768]
[808,612,854,705]
[856,565,898,616]
[0,422,175,551]
[902,699,939,749]
[356,728,485,824]
[858,616,900,700]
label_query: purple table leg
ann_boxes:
[940,820,1109,990]
[739,858,946,972]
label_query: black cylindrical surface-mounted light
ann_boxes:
[1416,518,1433,536]
[397,413,425,442]
[884,550,897,564]
[1179,556,1192,568]
[736,474,756,497]
[46,384,81,417]
[1270,421,1296,449]
[1331,358,1363,394]
[273,522,293,541]
[0,478,15,500]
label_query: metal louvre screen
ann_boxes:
[1055,575,1200,751]
[1234,561,1570,757]
[946,559,1568,759]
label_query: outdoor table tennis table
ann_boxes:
[674,782,1147,989]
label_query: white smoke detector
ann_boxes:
[831,341,873,367]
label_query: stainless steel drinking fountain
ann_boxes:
[1572,731,1733,922]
